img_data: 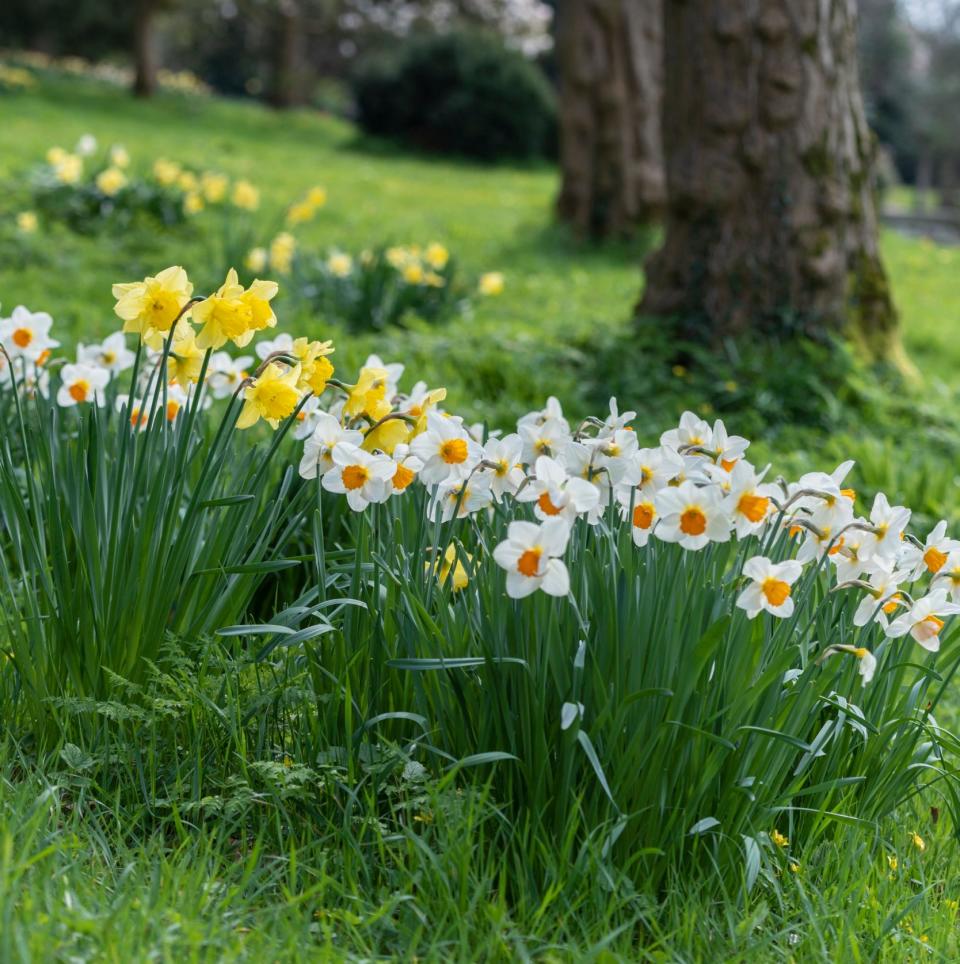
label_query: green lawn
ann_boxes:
[5,69,960,963]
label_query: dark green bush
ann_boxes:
[351,31,556,162]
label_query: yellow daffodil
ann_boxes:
[112,265,194,347]
[427,544,471,592]
[237,362,301,429]
[167,319,205,389]
[110,145,130,168]
[290,337,336,395]
[153,157,181,185]
[344,366,392,423]
[307,185,327,207]
[402,262,424,285]
[46,146,67,165]
[184,192,204,215]
[96,166,127,196]
[16,211,38,233]
[178,171,199,192]
[193,269,279,350]
[425,242,449,269]
[54,153,83,184]
[478,271,504,296]
[286,200,316,225]
[327,251,353,277]
[270,233,296,274]
[201,171,228,203]
[362,417,411,456]
[232,179,260,210]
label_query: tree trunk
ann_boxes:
[270,0,305,109]
[640,0,901,363]
[132,0,158,99]
[556,0,665,238]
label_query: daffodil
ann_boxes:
[57,363,109,407]
[429,474,493,522]
[516,455,599,524]
[427,543,471,591]
[76,331,134,375]
[184,192,204,215]
[207,351,252,400]
[96,166,127,196]
[112,265,194,348]
[270,233,296,274]
[321,442,394,511]
[153,157,181,185]
[167,319,205,389]
[291,338,335,395]
[343,366,393,423]
[246,247,268,273]
[362,417,411,456]
[16,211,37,233]
[903,520,960,580]
[201,171,228,203]
[299,414,364,479]
[493,518,571,599]
[193,269,278,350]
[236,362,301,430]
[425,242,449,269]
[53,153,82,184]
[655,480,731,551]
[886,589,960,652]
[110,145,130,168]
[327,251,353,278]
[0,306,59,362]
[736,556,804,618]
[410,411,481,485]
[481,434,525,501]
[232,179,260,210]
[386,443,423,495]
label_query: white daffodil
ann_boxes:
[708,418,750,468]
[598,397,636,435]
[517,396,570,435]
[852,558,909,630]
[410,411,481,485]
[0,305,59,362]
[299,414,364,479]
[386,443,423,496]
[618,492,657,547]
[939,552,960,602]
[516,454,600,524]
[736,556,804,618]
[519,416,571,464]
[207,351,253,400]
[321,442,394,511]
[292,395,322,440]
[76,331,135,375]
[660,410,713,453]
[493,518,571,599]
[56,363,109,407]
[823,645,877,685]
[902,520,960,581]
[859,493,911,564]
[116,394,150,432]
[481,433,525,501]
[429,473,493,522]
[255,333,294,361]
[654,481,731,551]
[589,428,639,485]
[886,589,960,652]
[620,445,684,497]
[722,461,777,537]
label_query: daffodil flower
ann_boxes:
[321,442,394,511]
[655,480,731,551]
[886,589,960,652]
[736,556,804,618]
[57,363,109,408]
[493,518,571,599]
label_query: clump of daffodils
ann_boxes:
[6,267,960,702]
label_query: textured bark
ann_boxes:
[556,0,665,238]
[132,0,158,99]
[640,0,900,360]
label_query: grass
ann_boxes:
[5,69,960,961]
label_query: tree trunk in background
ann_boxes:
[132,0,158,98]
[556,0,665,238]
[640,0,902,363]
[270,0,305,108]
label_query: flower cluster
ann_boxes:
[7,267,958,696]
[25,137,261,233]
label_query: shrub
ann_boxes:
[351,31,557,162]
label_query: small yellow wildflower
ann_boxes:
[112,265,194,347]
[887,854,898,872]
[232,179,260,211]
[771,829,789,849]
[478,271,504,296]
[16,211,38,233]
[911,832,926,852]
[96,166,127,196]
[672,364,687,378]
[307,186,327,208]
[236,362,302,429]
